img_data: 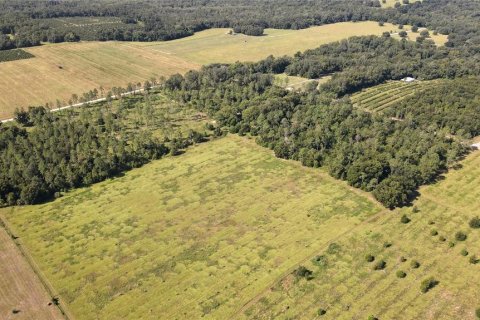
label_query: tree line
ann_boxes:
[1,0,479,50]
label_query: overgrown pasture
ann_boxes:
[244,150,480,320]
[1,135,381,319]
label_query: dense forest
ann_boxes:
[1,0,480,50]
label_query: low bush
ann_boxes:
[469,255,478,264]
[469,217,480,229]
[439,236,446,242]
[455,231,467,241]
[461,249,469,256]
[411,260,420,268]
[373,260,386,270]
[317,308,327,316]
[400,214,411,224]
[396,270,407,278]
[430,229,438,236]
[365,254,375,262]
[420,277,439,293]
[294,266,314,280]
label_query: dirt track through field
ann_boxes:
[0,221,65,320]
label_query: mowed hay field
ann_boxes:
[244,151,480,320]
[0,226,64,320]
[0,21,402,120]
[0,135,382,319]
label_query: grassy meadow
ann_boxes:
[1,135,382,319]
[0,21,404,120]
[244,150,480,320]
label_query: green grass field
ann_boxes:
[243,150,480,320]
[0,135,382,319]
[350,79,444,113]
[0,21,403,120]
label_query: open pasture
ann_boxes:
[244,150,480,320]
[1,135,381,319]
[0,21,401,120]
[351,79,443,113]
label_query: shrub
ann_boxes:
[396,270,407,278]
[312,255,327,267]
[439,236,446,242]
[428,220,435,225]
[399,256,407,262]
[327,243,341,254]
[368,316,378,320]
[476,308,480,319]
[412,206,419,213]
[448,241,455,248]
[411,260,420,268]
[294,266,313,280]
[430,229,438,236]
[373,260,386,270]
[461,249,469,256]
[383,242,392,248]
[420,277,439,293]
[455,231,467,241]
[365,254,375,262]
[400,214,411,224]
[317,308,327,316]
[469,255,478,264]
[469,217,480,229]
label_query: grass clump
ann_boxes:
[317,308,327,316]
[411,260,420,269]
[430,229,438,236]
[420,277,439,293]
[365,254,375,262]
[461,249,469,256]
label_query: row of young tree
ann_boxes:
[1,0,479,50]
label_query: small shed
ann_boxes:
[401,77,416,83]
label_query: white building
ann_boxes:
[401,77,416,83]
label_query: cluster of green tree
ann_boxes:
[233,25,265,36]
[163,58,468,208]
[1,0,480,50]
[257,36,480,96]
[0,48,34,62]
[0,95,208,205]
[385,78,480,139]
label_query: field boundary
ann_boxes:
[0,214,74,320]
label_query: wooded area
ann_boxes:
[1,0,479,50]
